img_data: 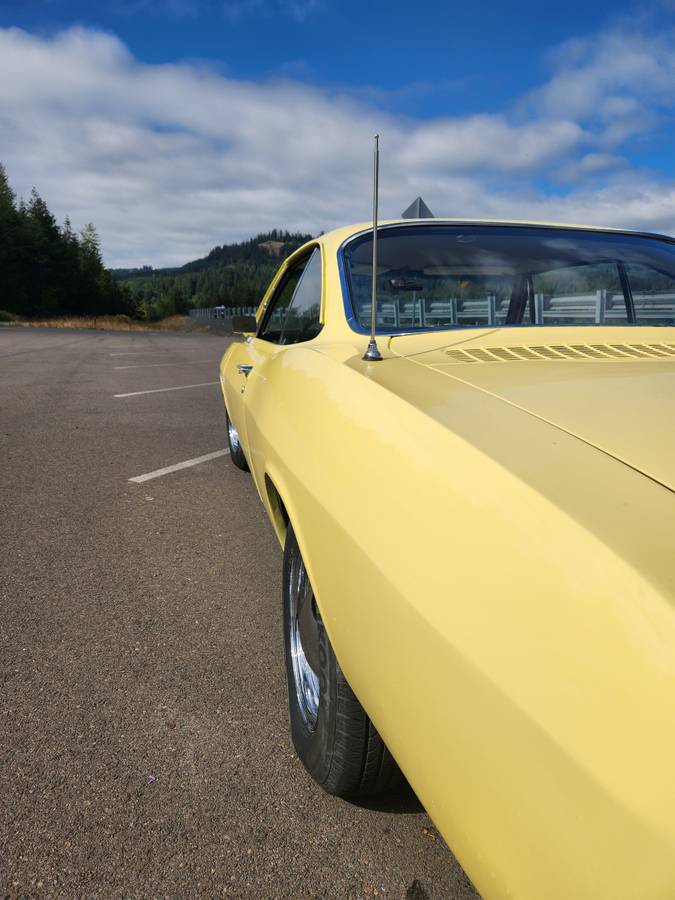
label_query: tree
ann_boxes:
[76,223,106,314]
[80,223,103,265]
[0,163,134,319]
[19,188,65,315]
[0,163,22,312]
[0,162,15,211]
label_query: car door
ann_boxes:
[221,333,257,457]
[241,245,323,477]
[220,256,300,453]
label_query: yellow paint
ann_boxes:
[220,220,675,900]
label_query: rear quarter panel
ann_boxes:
[243,343,675,900]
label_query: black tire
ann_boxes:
[226,410,249,472]
[283,524,401,798]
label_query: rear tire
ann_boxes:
[226,410,249,472]
[283,524,401,798]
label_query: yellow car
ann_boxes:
[219,219,675,900]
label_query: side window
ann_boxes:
[258,265,304,343]
[258,247,323,345]
[280,248,322,344]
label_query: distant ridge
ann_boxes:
[112,229,313,279]
[113,229,314,319]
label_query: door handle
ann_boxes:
[237,364,253,377]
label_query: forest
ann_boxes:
[0,162,313,322]
[0,164,134,320]
[117,229,313,321]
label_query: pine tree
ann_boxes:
[80,223,103,265]
[0,163,21,312]
[59,217,83,314]
[62,216,78,247]
[0,162,16,212]
[20,188,65,315]
[76,222,105,314]
[0,164,133,318]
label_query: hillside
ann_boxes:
[115,229,314,321]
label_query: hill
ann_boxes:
[115,229,314,321]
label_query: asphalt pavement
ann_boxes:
[0,328,480,900]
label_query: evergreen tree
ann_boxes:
[21,188,65,315]
[61,217,84,313]
[0,163,133,319]
[0,163,22,312]
[78,222,104,314]
[80,223,103,264]
[0,162,15,210]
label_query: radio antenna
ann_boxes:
[363,134,383,362]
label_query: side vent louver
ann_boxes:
[444,344,675,364]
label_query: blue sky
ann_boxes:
[0,0,659,116]
[1,0,674,265]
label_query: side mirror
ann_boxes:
[232,315,257,334]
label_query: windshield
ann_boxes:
[342,225,675,332]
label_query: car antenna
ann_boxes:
[363,134,383,361]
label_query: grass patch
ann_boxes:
[10,315,211,332]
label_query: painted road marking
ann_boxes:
[114,381,219,398]
[129,449,230,483]
[114,361,220,370]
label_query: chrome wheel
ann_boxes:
[283,524,401,797]
[288,551,321,730]
[227,416,241,452]
[226,411,249,471]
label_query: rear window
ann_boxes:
[342,225,675,332]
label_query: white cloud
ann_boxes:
[0,25,674,267]
[531,30,675,122]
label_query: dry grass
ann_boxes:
[6,315,211,333]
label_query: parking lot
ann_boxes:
[0,328,479,899]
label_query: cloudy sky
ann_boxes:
[1,0,675,267]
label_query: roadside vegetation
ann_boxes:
[3,314,211,332]
[0,161,312,329]
[116,228,312,321]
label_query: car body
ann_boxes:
[219,219,675,900]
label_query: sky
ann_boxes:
[1,0,675,267]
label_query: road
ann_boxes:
[0,328,480,900]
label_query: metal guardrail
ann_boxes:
[189,306,257,320]
[191,296,675,328]
[362,292,675,328]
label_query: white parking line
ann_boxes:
[128,449,230,483]
[110,346,209,357]
[113,361,220,370]
[114,381,219,398]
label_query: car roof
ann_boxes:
[311,218,675,255]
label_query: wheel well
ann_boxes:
[264,474,289,545]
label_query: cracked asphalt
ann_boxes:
[0,328,480,900]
